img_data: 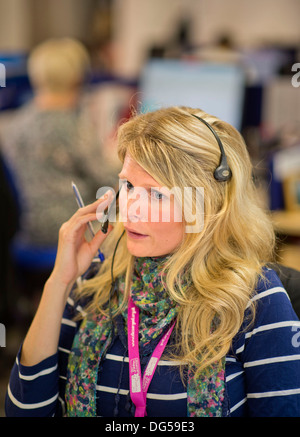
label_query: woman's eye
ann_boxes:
[120,180,134,191]
[151,190,164,200]
[126,181,134,191]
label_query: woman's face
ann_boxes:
[118,154,185,257]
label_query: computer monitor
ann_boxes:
[138,59,245,130]
[0,53,31,110]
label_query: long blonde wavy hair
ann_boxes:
[76,106,275,375]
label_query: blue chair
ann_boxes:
[10,240,56,271]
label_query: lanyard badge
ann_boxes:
[127,298,175,417]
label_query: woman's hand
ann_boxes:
[49,193,113,289]
[20,193,115,366]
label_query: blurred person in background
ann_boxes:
[0,37,120,249]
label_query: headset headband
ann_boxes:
[192,114,232,182]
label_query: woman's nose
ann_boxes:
[120,187,149,223]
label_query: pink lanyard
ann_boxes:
[127,297,175,417]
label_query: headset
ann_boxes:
[101,114,232,235]
[101,189,120,234]
[192,114,232,182]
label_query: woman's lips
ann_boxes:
[124,227,149,240]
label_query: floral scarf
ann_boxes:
[65,257,227,417]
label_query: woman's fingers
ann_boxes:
[71,190,114,220]
[88,223,113,254]
[50,191,116,289]
[59,212,95,242]
[60,190,115,247]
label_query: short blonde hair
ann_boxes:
[28,38,90,92]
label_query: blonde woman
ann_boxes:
[6,106,300,417]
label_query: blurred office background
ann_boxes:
[0,0,300,416]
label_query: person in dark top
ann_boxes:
[0,38,119,247]
[0,151,19,323]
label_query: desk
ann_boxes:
[271,210,300,270]
[271,210,300,237]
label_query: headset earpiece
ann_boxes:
[214,160,232,182]
[191,114,232,182]
[101,188,120,234]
